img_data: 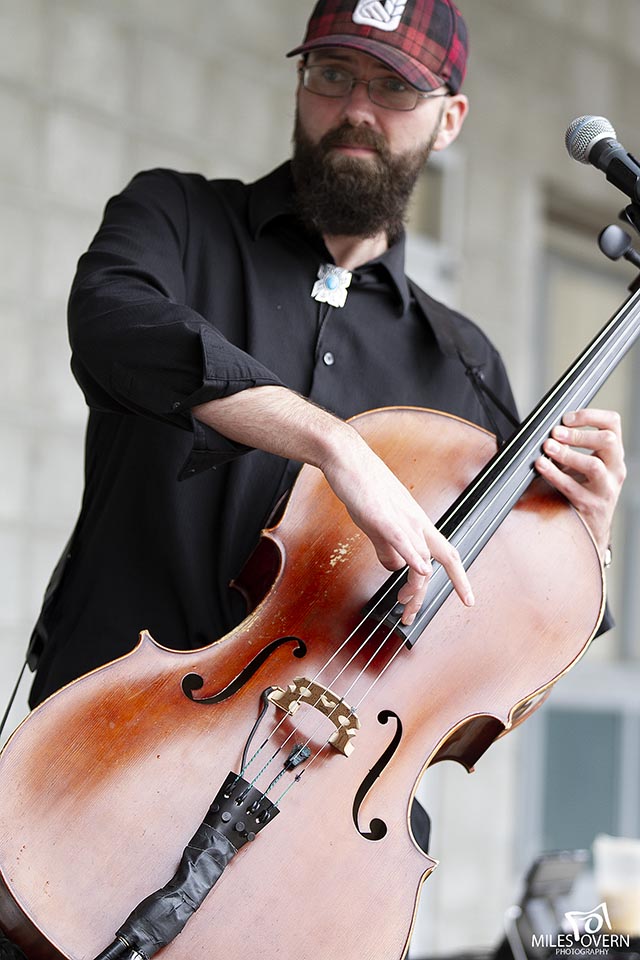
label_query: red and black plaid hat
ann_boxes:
[287,0,468,93]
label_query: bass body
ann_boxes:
[0,407,603,960]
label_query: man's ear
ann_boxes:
[431,94,469,152]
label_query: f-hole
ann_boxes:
[182,636,307,704]
[352,709,402,841]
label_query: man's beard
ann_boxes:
[290,109,439,243]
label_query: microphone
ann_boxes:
[565,115,640,203]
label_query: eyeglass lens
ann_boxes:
[303,65,423,111]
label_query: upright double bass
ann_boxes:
[0,258,638,960]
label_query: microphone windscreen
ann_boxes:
[565,115,616,163]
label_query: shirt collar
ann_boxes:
[359,236,411,314]
[248,161,411,313]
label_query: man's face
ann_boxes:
[291,47,467,240]
[297,47,452,160]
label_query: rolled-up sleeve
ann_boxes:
[68,169,284,476]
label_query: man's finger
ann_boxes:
[430,535,475,607]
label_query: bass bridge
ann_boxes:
[268,676,360,757]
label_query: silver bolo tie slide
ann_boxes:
[311,264,352,308]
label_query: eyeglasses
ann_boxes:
[299,64,449,112]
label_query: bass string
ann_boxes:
[271,612,407,807]
[240,616,393,786]
[263,602,413,796]
[237,566,409,783]
[272,570,459,808]
[271,557,461,806]
[271,546,485,807]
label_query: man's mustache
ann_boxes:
[319,123,388,154]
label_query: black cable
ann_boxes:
[0,657,29,741]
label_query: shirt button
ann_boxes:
[323,352,335,367]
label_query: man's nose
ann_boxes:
[340,79,377,124]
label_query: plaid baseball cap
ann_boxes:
[287,0,468,93]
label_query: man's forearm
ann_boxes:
[192,385,359,471]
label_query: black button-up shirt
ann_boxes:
[29,162,517,706]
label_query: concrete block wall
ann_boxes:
[1,0,639,955]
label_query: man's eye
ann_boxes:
[321,67,349,84]
[380,77,409,93]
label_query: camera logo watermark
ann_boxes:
[565,902,611,940]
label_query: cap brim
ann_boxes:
[286,35,446,93]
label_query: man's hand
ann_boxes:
[319,429,475,625]
[193,386,474,625]
[536,408,626,558]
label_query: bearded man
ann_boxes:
[28,0,624,755]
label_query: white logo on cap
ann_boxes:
[352,0,408,32]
